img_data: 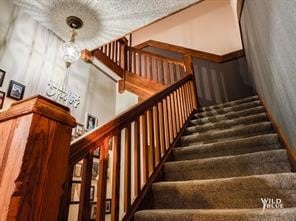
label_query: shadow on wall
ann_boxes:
[193,57,255,106]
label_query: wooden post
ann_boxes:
[183,54,199,109]
[0,95,76,221]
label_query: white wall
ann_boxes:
[132,0,242,55]
[0,0,117,127]
[241,0,296,149]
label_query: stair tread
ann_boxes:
[195,100,262,118]
[181,122,273,145]
[152,173,296,209]
[174,134,281,160]
[135,208,296,221]
[200,95,258,112]
[186,112,268,134]
[164,149,291,181]
[190,106,265,125]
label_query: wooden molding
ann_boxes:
[258,95,296,171]
[135,40,244,63]
[92,49,124,78]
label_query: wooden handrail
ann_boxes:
[60,74,198,221]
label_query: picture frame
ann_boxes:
[7,80,25,100]
[93,148,100,158]
[0,69,5,87]
[85,113,98,131]
[105,199,111,214]
[90,186,95,201]
[0,91,5,109]
[73,163,82,178]
[90,203,97,220]
[70,181,81,203]
[92,162,99,180]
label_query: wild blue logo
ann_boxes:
[261,198,284,209]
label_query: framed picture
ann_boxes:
[92,162,99,180]
[85,113,98,131]
[70,181,81,203]
[93,148,100,158]
[73,163,82,178]
[7,80,25,100]
[90,203,97,220]
[105,199,111,214]
[0,91,5,109]
[90,186,95,201]
[0,69,5,87]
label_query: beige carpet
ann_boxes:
[135,95,296,221]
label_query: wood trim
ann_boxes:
[258,95,296,171]
[122,110,196,221]
[135,40,244,63]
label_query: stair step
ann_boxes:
[164,150,291,181]
[152,173,296,209]
[186,113,268,134]
[200,95,258,112]
[195,100,262,118]
[174,134,281,160]
[135,208,296,221]
[190,106,265,125]
[181,122,273,146]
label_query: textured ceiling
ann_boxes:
[12,0,201,50]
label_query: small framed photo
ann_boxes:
[105,199,111,214]
[85,113,98,130]
[92,162,99,180]
[7,80,25,100]
[0,69,5,87]
[90,186,95,201]
[70,181,81,203]
[93,148,100,158]
[90,203,97,220]
[0,91,5,109]
[73,163,82,178]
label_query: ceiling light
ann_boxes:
[62,16,83,65]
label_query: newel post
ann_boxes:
[183,54,199,109]
[0,96,76,221]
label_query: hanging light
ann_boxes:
[62,16,83,65]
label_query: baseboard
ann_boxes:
[258,95,296,171]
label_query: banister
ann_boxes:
[70,74,193,163]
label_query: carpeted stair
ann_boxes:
[135,95,296,221]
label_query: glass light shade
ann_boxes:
[62,41,81,63]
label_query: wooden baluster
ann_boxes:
[153,58,158,83]
[124,125,131,212]
[128,49,132,72]
[103,45,106,54]
[172,64,177,83]
[120,39,128,70]
[183,84,190,118]
[78,154,93,221]
[159,60,165,85]
[177,88,185,126]
[142,55,147,79]
[187,82,194,112]
[162,99,170,150]
[180,65,185,78]
[166,62,171,85]
[158,102,166,157]
[173,91,180,132]
[148,56,153,80]
[134,118,141,197]
[115,41,118,64]
[111,133,121,221]
[139,54,142,77]
[96,139,109,221]
[113,41,116,62]
[141,114,149,184]
[166,96,173,144]
[147,109,155,174]
[108,43,112,59]
[133,52,137,75]
[153,105,161,165]
[170,94,177,138]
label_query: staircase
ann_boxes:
[134,95,296,221]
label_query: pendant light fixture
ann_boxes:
[62,16,83,66]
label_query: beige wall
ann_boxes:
[132,0,242,55]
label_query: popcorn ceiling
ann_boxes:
[11,0,200,50]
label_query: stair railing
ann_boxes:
[59,74,198,221]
